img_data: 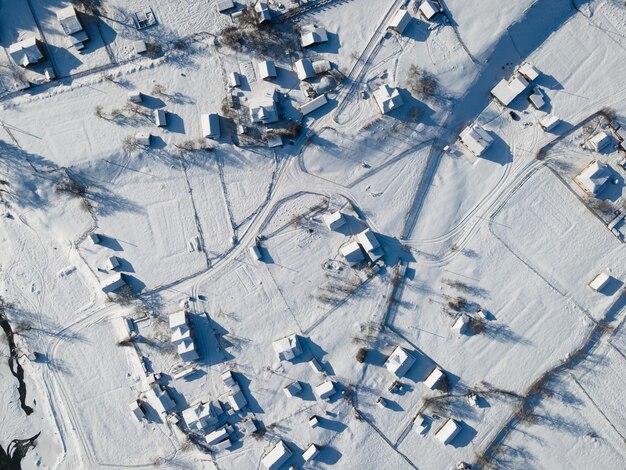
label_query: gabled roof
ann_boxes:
[300,27,328,47]
[419,0,440,20]
[575,160,612,195]
[459,124,493,156]
[57,6,83,35]
[258,60,277,79]
[8,37,43,67]
[389,9,412,34]
[373,84,404,114]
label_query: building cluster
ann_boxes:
[169,310,199,362]
[88,233,129,294]
[321,211,385,267]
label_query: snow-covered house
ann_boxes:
[452,314,469,334]
[169,311,199,362]
[589,131,611,152]
[283,381,303,397]
[206,426,230,445]
[272,334,302,361]
[424,366,445,389]
[303,444,320,462]
[8,37,44,67]
[261,440,292,469]
[129,400,145,421]
[322,211,346,230]
[133,40,147,55]
[145,385,176,415]
[182,402,217,431]
[228,71,241,88]
[312,60,332,74]
[228,389,247,411]
[249,244,262,261]
[295,58,316,80]
[413,414,427,434]
[373,84,404,114]
[106,256,120,271]
[356,228,384,262]
[300,27,328,47]
[518,62,540,81]
[154,109,167,127]
[309,415,320,428]
[315,380,335,400]
[435,418,461,445]
[249,98,279,124]
[101,273,126,293]
[255,2,272,22]
[528,87,545,109]
[589,273,610,292]
[300,94,328,116]
[258,60,277,80]
[540,114,560,132]
[309,357,324,373]
[389,9,412,34]
[340,241,365,266]
[89,233,101,245]
[384,346,416,378]
[419,0,440,20]
[128,91,142,103]
[57,6,88,50]
[459,124,493,156]
[177,339,199,362]
[574,160,612,196]
[490,75,529,106]
[201,113,221,139]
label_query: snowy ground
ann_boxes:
[1,0,626,469]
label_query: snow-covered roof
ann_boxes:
[129,400,145,420]
[146,386,176,414]
[283,381,303,397]
[177,339,199,362]
[435,418,461,445]
[419,0,440,20]
[340,241,364,266]
[182,402,215,430]
[575,160,612,196]
[300,94,328,116]
[206,426,230,445]
[135,132,151,146]
[217,0,235,12]
[128,91,142,103]
[323,211,346,230]
[154,109,167,127]
[384,346,416,377]
[589,272,609,292]
[452,314,469,334]
[249,244,262,260]
[101,272,126,293]
[315,380,335,400]
[228,389,247,411]
[312,59,332,74]
[413,413,427,432]
[272,334,302,361]
[169,311,187,329]
[490,75,529,106]
[201,113,220,138]
[295,58,315,80]
[262,440,292,469]
[389,9,412,34]
[57,6,83,35]
[8,37,43,67]
[255,2,272,22]
[171,324,191,344]
[249,99,278,124]
[540,114,560,131]
[424,367,445,389]
[303,443,319,462]
[228,71,240,87]
[373,84,404,114]
[356,228,380,252]
[300,27,328,47]
[518,62,540,81]
[106,256,119,270]
[258,60,277,80]
[459,124,493,156]
[309,357,324,373]
[529,87,545,109]
[589,131,611,151]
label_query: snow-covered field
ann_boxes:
[1,0,626,469]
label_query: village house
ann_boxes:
[356,228,384,262]
[129,400,146,421]
[181,402,218,431]
[249,244,262,261]
[540,114,560,132]
[201,113,221,139]
[57,6,88,50]
[413,414,427,434]
[145,384,176,415]
[255,1,272,22]
[315,380,335,400]
[435,418,461,445]
[8,37,44,67]
[154,109,167,127]
[295,58,316,80]
[340,240,365,266]
[459,124,493,156]
[452,314,469,334]
[257,60,277,80]
[528,87,545,109]
[490,74,529,106]
[283,381,303,397]
[424,366,445,389]
[589,131,611,152]
[105,256,120,271]
[303,444,320,462]
[261,440,292,469]
[205,426,231,446]
[384,346,416,377]
[272,334,302,361]
[300,26,328,47]
[373,84,404,114]
[135,132,151,146]
[169,311,199,362]
[322,211,346,230]
[419,0,440,20]
[100,272,126,293]
[300,94,328,116]
[228,71,241,88]
[589,272,610,292]
[574,160,612,196]
[518,61,540,81]
[249,97,279,124]
[388,9,412,34]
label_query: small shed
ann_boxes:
[589,131,611,152]
[272,334,302,361]
[154,109,167,127]
[8,37,44,67]
[261,440,292,470]
[389,9,412,34]
[106,256,120,271]
[258,60,277,80]
[315,380,335,400]
[283,381,303,397]
[309,415,320,428]
[435,418,461,445]
[228,71,241,87]
[249,245,262,261]
[129,400,145,421]
[419,0,440,20]
[413,414,427,434]
[302,444,320,462]
[540,114,560,132]
[89,233,101,245]
[424,366,445,389]
[309,357,324,373]
[340,241,365,266]
[217,0,235,12]
[459,124,493,156]
[312,59,332,74]
[201,113,221,139]
[295,58,315,80]
[373,84,404,114]
[589,272,610,292]
[128,91,142,103]
[133,40,147,55]
[300,94,328,116]
[452,314,469,334]
[518,62,540,81]
[384,346,416,378]
[222,369,238,389]
[57,6,88,50]
[135,132,151,146]
[101,273,126,293]
[322,211,346,230]
[528,87,545,109]
[300,27,328,47]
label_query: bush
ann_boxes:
[356,347,368,363]
[407,64,438,98]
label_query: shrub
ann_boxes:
[356,347,368,363]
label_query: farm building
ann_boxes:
[249,98,278,124]
[249,245,262,260]
[272,334,302,361]
[589,131,611,152]
[255,1,271,22]
[201,113,220,139]
[169,311,199,362]
[303,444,320,462]
[389,9,412,34]
[452,314,469,334]
[261,440,292,469]
[228,389,247,411]
[128,91,142,103]
[154,109,167,127]
[340,241,365,266]
[57,6,88,50]
[518,61,540,81]
[589,273,610,292]
[228,72,240,87]
[129,400,145,421]
[313,60,332,74]
[384,346,416,377]
[528,87,545,109]
[309,357,324,373]
[490,75,529,106]
[309,415,320,428]
[315,380,335,400]
[414,414,427,434]
[105,256,120,271]
[257,60,277,80]
[540,114,560,131]
[300,27,328,47]
[419,0,440,20]
[145,385,176,415]
[574,160,612,196]
[356,228,383,262]
[373,84,404,114]
[133,40,147,54]
[181,402,217,431]
[295,58,316,80]
[300,94,328,116]
[435,418,461,445]
[424,366,445,389]
[322,211,346,230]
[459,124,493,156]
[8,37,44,67]
[177,339,199,362]
[283,381,303,397]
[205,426,230,446]
[88,233,100,245]
[100,273,126,293]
